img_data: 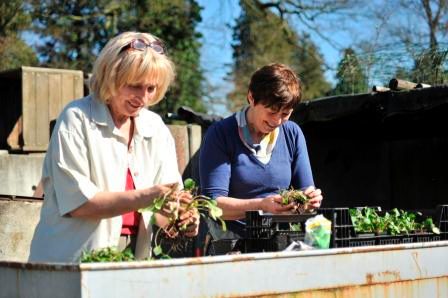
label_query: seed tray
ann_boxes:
[320,205,448,248]
[243,205,448,251]
[245,231,305,253]
[244,211,314,252]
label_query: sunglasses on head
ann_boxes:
[119,39,166,55]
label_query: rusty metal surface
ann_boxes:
[76,240,448,270]
[251,277,448,298]
[79,241,448,297]
[1,241,448,297]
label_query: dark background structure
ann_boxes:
[292,86,448,210]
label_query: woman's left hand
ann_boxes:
[303,186,323,210]
[177,208,200,237]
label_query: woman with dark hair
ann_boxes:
[199,63,323,236]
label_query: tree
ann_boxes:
[411,47,448,85]
[0,0,38,71]
[118,0,205,115]
[248,0,357,51]
[0,36,38,72]
[293,34,331,99]
[29,0,122,73]
[401,0,448,85]
[333,48,368,95]
[365,0,448,85]
[229,0,330,111]
[0,0,30,36]
[29,0,205,116]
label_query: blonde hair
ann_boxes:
[89,32,175,106]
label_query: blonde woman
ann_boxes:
[29,32,198,262]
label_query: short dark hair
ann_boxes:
[248,63,302,110]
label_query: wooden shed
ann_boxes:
[0,66,83,151]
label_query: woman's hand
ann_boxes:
[177,208,200,237]
[159,188,192,219]
[303,186,323,210]
[154,187,199,238]
[260,194,294,214]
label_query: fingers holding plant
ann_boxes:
[140,179,226,258]
[142,182,180,218]
[303,187,323,210]
[261,194,295,214]
[178,208,199,237]
[279,186,323,214]
[160,189,192,219]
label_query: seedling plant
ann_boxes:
[280,188,312,214]
[349,207,440,236]
[81,247,135,263]
[81,179,225,262]
[139,178,226,259]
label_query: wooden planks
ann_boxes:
[0,66,84,151]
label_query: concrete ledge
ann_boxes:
[0,198,42,261]
[0,153,45,196]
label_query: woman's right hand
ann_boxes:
[149,183,194,219]
[260,194,294,214]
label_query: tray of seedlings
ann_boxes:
[244,192,448,252]
[320,205,448,248]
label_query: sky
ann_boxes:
[21,1,441,115]
[195,0,448,116]
[196,1,241,115]
[196,0,349,115]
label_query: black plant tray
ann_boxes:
[244,211,314,252]
[319,205,448,248]
[243,205,448,252]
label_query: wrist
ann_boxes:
[253,198,265,212]
[136,187,159,209]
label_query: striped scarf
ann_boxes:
[235,106,279,164]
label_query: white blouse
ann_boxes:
[29,95,181,262]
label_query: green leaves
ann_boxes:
[279,188,311,215]
[153,245,163,257]
[81,247,135,263]
[84,179,226,260]
[147,179,226,258]
[350,207,440,235]
[183,178,196,191]
[422,218,440,235]
[290,223,301,232]
[186,195,226,232]
[280,189,310,205]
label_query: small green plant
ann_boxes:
[349,207,383,234]
[280,188,311,214]
[81,179,226,262]
[81,247,135,263]
[420,217,440,234]
[140,178,226,258]
[290,223,302,232]
[349,207,440,236]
